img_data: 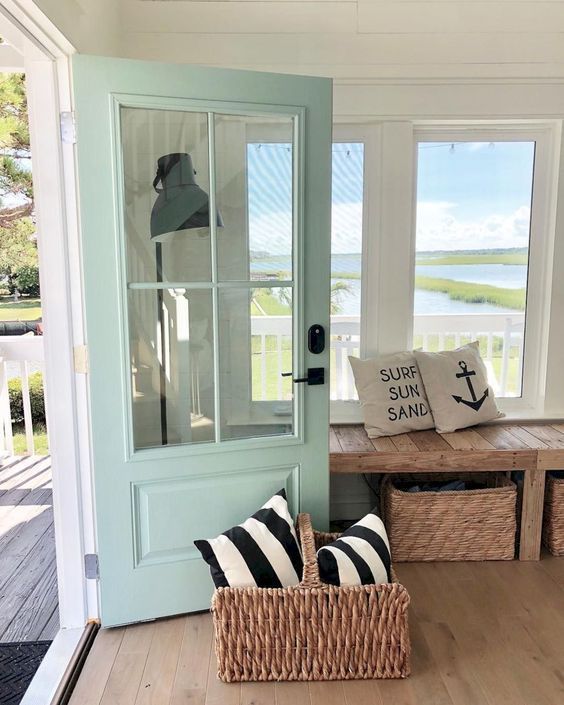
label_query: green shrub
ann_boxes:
[15,265,40,296]
[8,371,46,425]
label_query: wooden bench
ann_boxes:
[330,423,564,561]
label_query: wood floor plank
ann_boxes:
[538,552,564,588]
[428,565,527,705]
[495,615,564,705]
[309,682,345,705]
[420,621,492,705]
[404,618,452,705]
[69,560,564,705]
[342,679,383,705]
[374,680,419,705]
[69,627,126,705]
[205,646,240,705]
[135,616,185,705]
[275,681,311,705]
[241,682,276,705]
[170,613,213,705]
[100,621,156,705]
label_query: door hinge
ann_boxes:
[84,554,99,580]
[60,111,76,144]
[74,345,89,374]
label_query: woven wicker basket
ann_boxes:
[211,513,411,682]
[543,474,564,556]
[381,473,517,562]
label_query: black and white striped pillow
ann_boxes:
[194,489,303,589]
[317,512,392,586]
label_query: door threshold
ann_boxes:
[20,623,98,705]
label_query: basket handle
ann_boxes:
[296,513,323,588]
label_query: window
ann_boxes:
[247,137,367,408]
[413,129,551,409]
[330,141,365,403]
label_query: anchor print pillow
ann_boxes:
[349,351,434,438]
[414,341,503,434]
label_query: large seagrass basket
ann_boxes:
[211,513,411,682]
[543,473,564,556]
[382,473,517,562]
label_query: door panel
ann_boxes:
[73,56,332,625]
[131,464,299,568]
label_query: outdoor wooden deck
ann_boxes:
[0,455,59,642]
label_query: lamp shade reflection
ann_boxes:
[150,152,223,241]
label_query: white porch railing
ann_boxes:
[251,312,525,401]
[0,335,45,456]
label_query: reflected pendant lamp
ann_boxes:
[150,152,223,241]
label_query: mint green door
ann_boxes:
[73,56,332,626]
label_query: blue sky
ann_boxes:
[247,142,364,256]
[416,141,535,252]
[247,140,535,256]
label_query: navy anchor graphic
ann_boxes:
[452,360,489,411]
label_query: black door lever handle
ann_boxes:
[281,368,325,385]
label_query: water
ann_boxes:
[253,254,527,316]
[416,263,526,289]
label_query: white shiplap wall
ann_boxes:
[120,1,564,81]
[31,0,564,519]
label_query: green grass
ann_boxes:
[416,253,528,266]
[250,291,291,316]
[415,276,526,311]
[331,271,361,280]
[0,296,41,321]
[13,423,49,455]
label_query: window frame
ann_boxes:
[411,124,558,414]
[330,124,380,422]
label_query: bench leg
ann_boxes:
[519,468,546,561]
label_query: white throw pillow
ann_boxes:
[349,352,434,438]
[414,341,503,433]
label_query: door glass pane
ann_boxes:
[214,114,294,282]
[120,106,212,283]
[219,286,293,440]
[129,288,215,449]
[414,140,535,398]
[331,142,364,402]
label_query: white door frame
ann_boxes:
[0,0,97,652]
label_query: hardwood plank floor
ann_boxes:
[0,455,58,642]
[69,555,564,705]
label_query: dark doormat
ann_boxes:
[0,641,52,705]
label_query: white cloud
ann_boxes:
[416,201,531,251]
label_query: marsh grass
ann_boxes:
[415,276,526,311]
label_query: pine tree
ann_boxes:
[0,71,38,296]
